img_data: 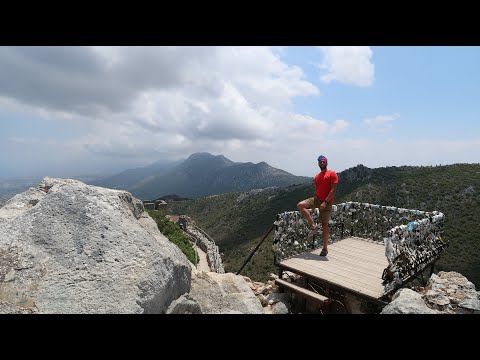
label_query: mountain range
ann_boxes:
[0,152,310,203]
[92,152,311,199]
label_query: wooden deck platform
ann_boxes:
[276,237,389,303]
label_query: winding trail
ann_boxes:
[166,214,212,272]
[195,245,211,272]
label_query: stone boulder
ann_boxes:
[380,288,438,314]
[0,177,191,314]
[188,270,265,314]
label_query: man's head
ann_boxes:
[317,155,328,170]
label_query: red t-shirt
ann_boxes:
[314,170,338,202]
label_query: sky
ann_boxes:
[1,46,479,179]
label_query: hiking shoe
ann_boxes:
[319,248,328,256]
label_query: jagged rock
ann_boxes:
[422,271,480,313]
[265,291,291,305]
[0,177,191,314]
[380,288,438,314]
[271,301,289,314]
[0,299,38,314]
[381,271,480,314]
[458,298,480,313]
[166,293,202,314]
[256,293,267,306]
[189,270,264,314]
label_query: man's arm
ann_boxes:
[325,183,338,203]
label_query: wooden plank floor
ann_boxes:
[277,237,388,301]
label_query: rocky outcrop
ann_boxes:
[244,273,292,314]
[0,177,191,314]
[166,293,202,314]
[420,271,480,313]
[381,271,480,314]
[187,270,264,314]
[380,288,439,314]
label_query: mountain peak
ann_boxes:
[184,152,234,167]
[186,152,214,160]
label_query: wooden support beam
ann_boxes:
[275,278,329,303]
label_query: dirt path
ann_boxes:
[194,245,211,272]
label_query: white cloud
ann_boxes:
[0,46,333,174]
[288,115,349,138]
[318,46,375,87]
[10,46,460,179]
[363,113,400,132]
[1,46,322,147]
[331,119,349,133]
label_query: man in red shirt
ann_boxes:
[297,155,339,256]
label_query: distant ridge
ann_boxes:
[92,158,183,190]
[0,153,310,202]
[128,152,311,199]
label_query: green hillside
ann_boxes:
[167,163,480,287]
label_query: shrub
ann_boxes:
[146,209,198,265]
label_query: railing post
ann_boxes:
[236,224,275,275]
[350,209,355,237]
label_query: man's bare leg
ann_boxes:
[297,200,316,229]
[321,222,329,250]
